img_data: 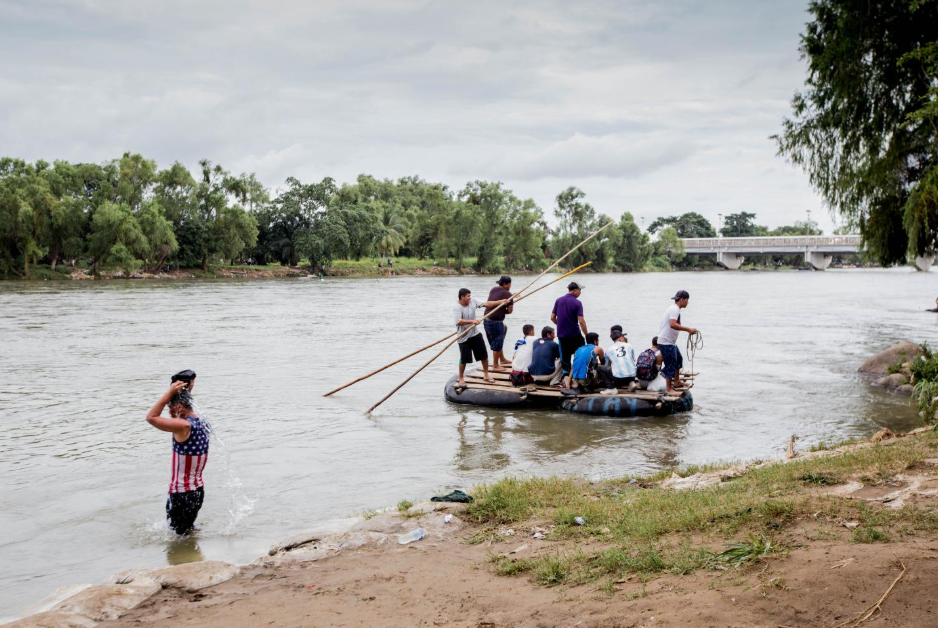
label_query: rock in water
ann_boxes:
[859,342,922,375]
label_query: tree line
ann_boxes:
[0,153,703,278]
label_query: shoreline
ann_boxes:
[1,263,882,283]
[8,426,938,628]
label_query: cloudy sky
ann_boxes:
[0,0,838,232]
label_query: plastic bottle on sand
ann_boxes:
[398,528,426,545]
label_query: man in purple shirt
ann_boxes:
[551,281,588,374]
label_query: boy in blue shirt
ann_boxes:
[568,332,617,394]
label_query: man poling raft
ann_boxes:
[322,221,698,418]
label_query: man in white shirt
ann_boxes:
[454,287,509,387]
[657,289,698,395]
[600,327,637,389]
[510,324,536,373]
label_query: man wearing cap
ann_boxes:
[658,290,698,395]
[483,276,515,370]
[455,287,510,387]
[551,281,588,374]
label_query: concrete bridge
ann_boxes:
[680,235,935,271]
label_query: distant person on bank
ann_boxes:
[529,326,565,387]
[658,290,698,395]
[551,281,588,374]
[454,288,510,387]
[146,375,209,535]
[483,275,515,371]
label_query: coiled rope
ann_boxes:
[685,330,703,386]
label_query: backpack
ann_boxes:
[636,348,659,380]
[510,370,534,387]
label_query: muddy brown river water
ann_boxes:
[0,268,935,616]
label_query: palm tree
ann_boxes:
[375,204,406,257]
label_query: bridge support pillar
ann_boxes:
[914,255,935,272]
[805,251,832,271]
[716,252,745,270]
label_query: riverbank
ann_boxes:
[1,259,883,281]
[12,427,938,628]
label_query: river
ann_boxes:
[0,268,935,616]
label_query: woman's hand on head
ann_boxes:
[168,381,187,396]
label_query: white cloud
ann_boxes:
[0,0,832,231]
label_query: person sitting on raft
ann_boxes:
[529,326,564,387]
[508,324,536,385]
[567,332,617,395]
[454,287,510,387]
[146,379,210,535]
[599,326,637,390]
[635,337,664,390]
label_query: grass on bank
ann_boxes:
[467,431,938,588]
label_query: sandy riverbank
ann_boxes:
[11,427,938,628]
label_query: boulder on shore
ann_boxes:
[859,342,922,375]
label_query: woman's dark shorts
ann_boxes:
[459,333,489,364]
[659,344,683,378]
[166,487,204,535]
[483,320,507,352]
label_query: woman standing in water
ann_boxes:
[146,379,209,535]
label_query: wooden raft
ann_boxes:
[462,370,696,403]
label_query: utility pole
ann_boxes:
[806,209,811,235]
[718,213,723,237]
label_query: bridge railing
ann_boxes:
[682,235,863,248]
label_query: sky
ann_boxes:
[0,0,841,233]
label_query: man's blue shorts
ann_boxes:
[659,344,683,378]
[483,320,507,352]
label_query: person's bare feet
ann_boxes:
[665,388,681,396]
[491,365,508,372]
[457,380,467,388]
[484,376,496,383]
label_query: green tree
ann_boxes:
[775,0,938,264]
[648,212,716,238]
[653,227,686,269]
[720,212,767,237]
[375,204,406,257]
[615,212,652,271]
[460,180,511,272]
[87,201,147,276]
[769,221,823,236]
[503,197,546,270]
[553,186,597,268]
[136,201,178,271]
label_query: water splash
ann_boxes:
[192,400,256,535]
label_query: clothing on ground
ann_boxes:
[511,336,535,372]
[170,417,210,494]
[605,340,637,378]
[529,339,561,376]
[453,298,484,342]
[459,333,488,365]
[430,489,474,503]
[483,287,513,322]
[483,319,507,352]
[559,334,586,373]
[166,486,204,535]
[551,293,584,338]
[658,303,681,346]
[659,343,683,379]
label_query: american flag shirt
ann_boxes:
[169,417,210,494]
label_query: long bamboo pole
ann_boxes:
[323,219,615,398]
[366,261,592,413]
[366,220,614,413]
